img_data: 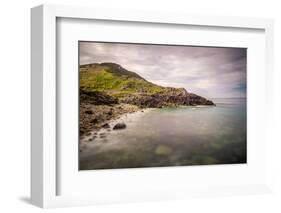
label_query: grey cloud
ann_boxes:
[79,42,247,98]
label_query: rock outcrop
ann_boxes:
[80,90,118,105]
[120,89,214,108]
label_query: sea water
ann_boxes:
[79,98,247,170]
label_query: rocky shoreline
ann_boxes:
[80,89,215,140]
[80,102,140,140]
[119,90,214,108]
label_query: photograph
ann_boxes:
[79,41,247,170]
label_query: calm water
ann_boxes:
[79,98,247,170]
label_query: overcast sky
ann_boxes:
[80,42,246,98]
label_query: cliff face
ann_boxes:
[80,90,118,105]
[80,62,215,108]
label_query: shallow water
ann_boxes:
[79,98,246,170]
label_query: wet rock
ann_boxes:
[102,123,110,128]
[88,136,96,142]
[113,122,126,130]
[99,133,107,138]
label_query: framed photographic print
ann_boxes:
[78,42,247,170]
[31,4,274,208]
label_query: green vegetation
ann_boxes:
[80,62,214,107]
[80,63,169,98]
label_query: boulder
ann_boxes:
[113,122,126,130]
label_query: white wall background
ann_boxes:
[0,0,280,212]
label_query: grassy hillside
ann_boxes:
[80,63,171,97]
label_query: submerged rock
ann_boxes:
[99,133,107,138]
[113,122,126,130]
[155,145,172,156]
[88,136,96,142]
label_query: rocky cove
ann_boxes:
[79,62,215,144]
[80,101,140,140]
[79,88,215,140]
[80,107,152,147]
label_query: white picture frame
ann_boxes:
[31,4,274,208]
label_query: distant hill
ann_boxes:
[80,62,167,96]
[80,63,214,107]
